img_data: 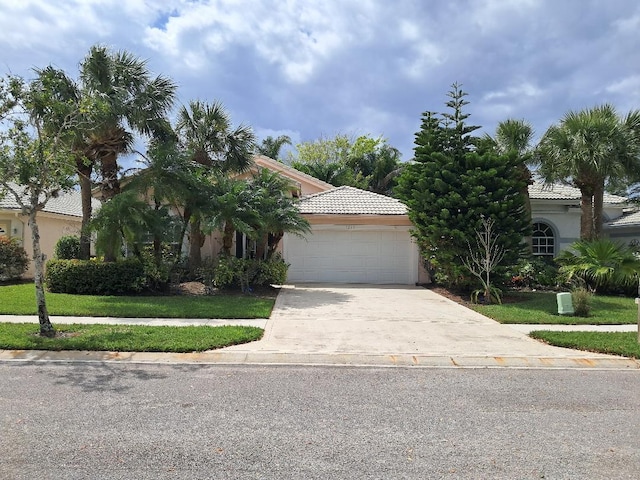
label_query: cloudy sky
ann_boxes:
[1,0,639,163]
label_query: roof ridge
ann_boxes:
[254,155,335,190]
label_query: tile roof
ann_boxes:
[607,209,640,227]
[297,186,408,215]
[528,180,628,204]
[0,184,100,218]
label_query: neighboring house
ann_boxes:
[0,187,101,278]
[528,180,634,258]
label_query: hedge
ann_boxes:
[45,259,145,295]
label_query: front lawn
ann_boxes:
[0,322,263,352]
[0,283,276,319]
[472,291,637,325]
[530,331,640,359]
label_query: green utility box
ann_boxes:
[557,292,574,315]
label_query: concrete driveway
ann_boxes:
[222,284,623,361]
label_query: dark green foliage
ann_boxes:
[556,239,640,293]
[396,84,529,288]
[0,236,29,281]
[510,257,559,289]
[197,256,289,290]
[54,235,81,260]
[45,258,145,295]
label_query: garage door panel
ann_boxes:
[284,226,417,284]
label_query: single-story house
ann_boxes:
[0,187,100,278]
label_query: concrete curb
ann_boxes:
[1,349,639,370]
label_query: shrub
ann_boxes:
[0,235,29,281]
[256,255,288,286]
[571,287,592,317]
[54,235,80,260]
[510,257,559,289]
[197,256,289,291]
[45,259,145,295]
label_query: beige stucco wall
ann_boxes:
[1,210,82,278]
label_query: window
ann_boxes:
[532,222,555,257]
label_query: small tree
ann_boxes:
[462,217,506,304]
[0,73,79,336]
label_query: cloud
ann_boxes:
[0,0,638,163]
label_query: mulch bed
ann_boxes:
[427,286,525,306]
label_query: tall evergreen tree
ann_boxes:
[395,84,529,288]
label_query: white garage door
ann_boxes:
[283,225,418,284]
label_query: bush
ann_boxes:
[54,235,80,260]
[45,259,145,295]
[256,255,288,286]
[571,287,592,317]
[0,236,29,281]
[510,257,559,289]
[197,256,289,291]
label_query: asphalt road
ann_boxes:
[1,363,639,479]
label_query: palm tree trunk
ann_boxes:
[580,191,594,240]
[267,232,284,260]
[77,157,93,260]
[100,150,121,201]
[189,216,204,271]
[222,221,235,256]
[29,211,55,337]
[520,164,533,252]
[593,182,605,239]
[255,233,268,260]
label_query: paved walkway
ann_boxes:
[1,284,639,369]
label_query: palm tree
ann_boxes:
[206,177,259,257]
[248,168,310,259]
[175,100,256,269]
[556,238,640,293]
[39,47,176,261]
[256,135,292,160]
[483,119,535,217]
[347,143,404,195]
[537,105,640,240]
[79,45,176,262]
[90,190,157,261]
[290,159,349,186]
[125,137,200,266]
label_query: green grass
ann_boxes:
[0,283,275,319]
[472,291,637,325]
[0,322,263,352]
[530,331,640,359]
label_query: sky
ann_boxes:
[1,0,639,166]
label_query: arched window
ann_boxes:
[532,222,555,257]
